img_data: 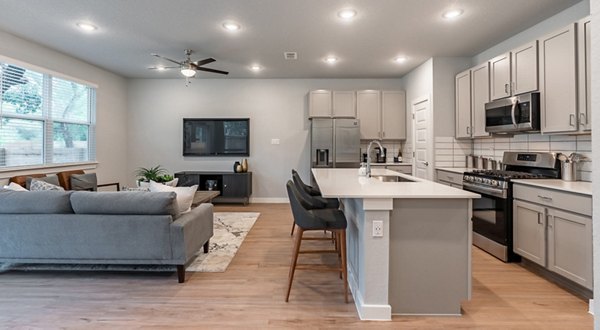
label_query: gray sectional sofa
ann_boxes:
[0,189,213,282]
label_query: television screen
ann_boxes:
[183,118,249,156]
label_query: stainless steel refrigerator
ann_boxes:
[311,118,360,169]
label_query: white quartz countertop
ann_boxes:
[312,168,480,199]
[436,167,470,174]
[511,179,592,196]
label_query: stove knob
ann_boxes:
[476,177,482,183]
[491,180,498,186]
[465,176,472,182]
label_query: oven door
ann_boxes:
[463,186,511,245]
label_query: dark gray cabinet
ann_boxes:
[175,171,252,205]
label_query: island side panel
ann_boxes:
[342,197,393,320]
[388,198,471,315]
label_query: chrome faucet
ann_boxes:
[366,140,385,177]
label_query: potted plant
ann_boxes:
[135,165,176,186]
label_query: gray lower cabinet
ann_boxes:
[175,171,252,205]
[435,169,463,188]
[513,184,592,290]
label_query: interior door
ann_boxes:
[412,97,431,180]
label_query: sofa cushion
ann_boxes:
[70,191,179,217]
[0,189,74,214]
[26,175,60,190]
[70,173,98,191]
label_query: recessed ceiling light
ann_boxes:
[222,21,241,31]
[324,56,338,64]
[442,9,464,19]
[250,65,262,72]
[76,22,97,32]
[394,56,408,63]
[337,9,357,20]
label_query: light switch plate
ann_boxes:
[271,138,280,145]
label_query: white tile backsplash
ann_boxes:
[470,133,593,182]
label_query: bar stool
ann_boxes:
[290,169,339,236]
[285,180,348,303]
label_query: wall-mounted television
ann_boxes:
[183,118,250,156]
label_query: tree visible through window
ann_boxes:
[0,62,96,168]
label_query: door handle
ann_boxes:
[537,195,552,201]
[537,213,543,225]
[504,83,509,94]
[421,161,429,166]
[466,126,470,135]
[569,114,576,126]
[511,98,517,128]
[579,113,587,125]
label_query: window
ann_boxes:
[0,61,96,168]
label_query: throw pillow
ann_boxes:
[2,182,28,191]
[163,178,179,187]
[26,175,61,190]
[149,180,197,214]
[70,173,98,191]
[30,179,65,191]
[121,186,150,192]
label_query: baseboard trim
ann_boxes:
[348,263,392,321]
[249,197,289,204]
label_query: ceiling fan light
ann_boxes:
[180,67,196,77]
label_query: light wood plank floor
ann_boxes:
[0,203,592,328]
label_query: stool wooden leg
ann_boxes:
[339,229,348,303]
[285,227,303,302]
[290,221,296,236]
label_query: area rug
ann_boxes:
[0,212,259,274]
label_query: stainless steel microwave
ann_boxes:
[485,92,540,134]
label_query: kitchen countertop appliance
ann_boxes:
[462,151,560,262]
[311,118,360,169]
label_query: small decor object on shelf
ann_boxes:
[233,161,241,173]
[236,164,243,173]
[241,159,248,172]
[205,180,217,191]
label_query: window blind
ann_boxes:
[0,61,96,168]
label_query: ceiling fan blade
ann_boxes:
[147,66,179,70]
[196,67,229,75]
[151,53,183,66]
[193,58,216,67]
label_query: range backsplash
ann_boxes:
[435,134,592,182]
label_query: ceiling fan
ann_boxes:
[149,49,229,80]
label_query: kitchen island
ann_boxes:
[312,168,480,320]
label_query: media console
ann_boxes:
[175,171,252,205]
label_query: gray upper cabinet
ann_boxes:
[332,91,356,118]
[455,69,471,139]
[471,63,490,138]
[577,17,591,132]
[309,90,356,118]
[511,41,538,95]
[357,90,406,140]
[309,90,332,118]
[357,90,381,140]
[381,91,406,140]
[539,23,578,134]
[490,52,511,100]
[490,41,538,101]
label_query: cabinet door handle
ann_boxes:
[466,126,470,135]
[537,195,552,201]
[383,131,386,138]
[547,215,553,229]
[537,213,543,225]
[569,114,576,126]
[579,113,587,125]
[504,84,509,94]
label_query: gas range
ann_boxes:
[462,152,561,262]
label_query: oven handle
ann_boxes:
[462,182,508,199]
[511,98,518,128]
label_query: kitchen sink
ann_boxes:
[372,175,416,183]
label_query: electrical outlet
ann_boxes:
[373,220,383,237]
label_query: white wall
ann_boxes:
[0,30,129,185]
[473,0,590,64]
[399,58,433,162]
[591,0,600,325]
[126,78,402,200]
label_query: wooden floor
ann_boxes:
[0,203,593,328]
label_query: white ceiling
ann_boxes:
[0,0,583,79]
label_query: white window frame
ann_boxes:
[0,57,97,174]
